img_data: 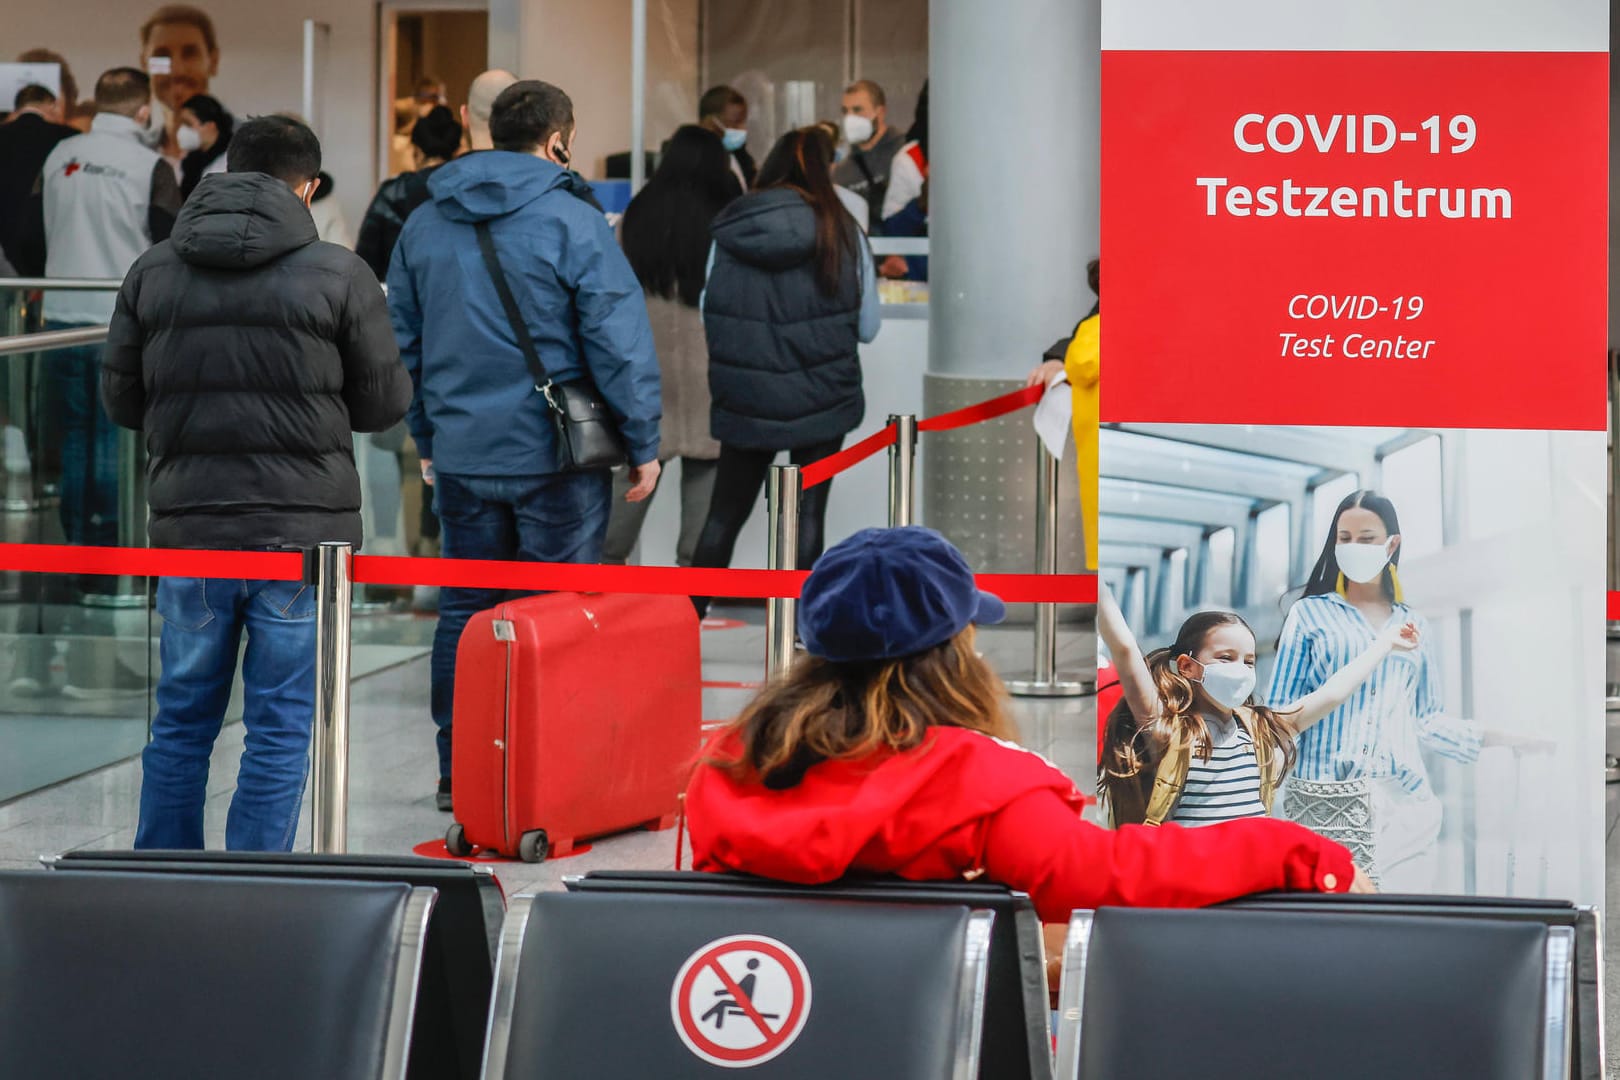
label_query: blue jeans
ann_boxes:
[137,577,317,851]
[46,320,120,549]
[431,471,612,779]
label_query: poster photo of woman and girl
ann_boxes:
[1093,423,1605,906]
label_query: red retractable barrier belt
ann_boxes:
[0,542,304,581]
[799,426,898,489]
[798,385,1048,489]
[916,384,1044,433]
[0,542,1095,603]
[353,555,809,598]
[1608,591,1620,621]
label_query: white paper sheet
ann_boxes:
[1032,373,1073,459]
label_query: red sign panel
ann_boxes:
[1101,50,1608,429]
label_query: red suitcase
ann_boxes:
[444,592,702,863]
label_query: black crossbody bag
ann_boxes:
[474,220,628,472]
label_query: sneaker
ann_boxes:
[436,777,453,812]
[62,649,149,701]
[411,585,439,614]
[8,639,61,698]
[7,675,53,698]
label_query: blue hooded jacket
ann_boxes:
[387,151,660,474]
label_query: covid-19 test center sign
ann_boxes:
[1100,0,1609,906]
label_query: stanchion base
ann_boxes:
[1606,756,1620,785]
[1006,675,1091,699]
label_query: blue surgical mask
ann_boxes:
[721,127,747,152]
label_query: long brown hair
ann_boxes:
[1098,611,1297,811]
[714,626,1018,790]
[755,126,859,297]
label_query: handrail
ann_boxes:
[0,325,110,356]
[0,278,124,291]
[867,237,929,257]
[1,276,391,296]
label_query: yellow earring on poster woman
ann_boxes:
[1335,564,1404,604]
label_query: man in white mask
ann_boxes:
[832,79,905,231]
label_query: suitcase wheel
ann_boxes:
[445,822,474,858]
[518,829,550,864]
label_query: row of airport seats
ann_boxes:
[0,853,1601,1079]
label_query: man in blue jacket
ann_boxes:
[388,80,662,810]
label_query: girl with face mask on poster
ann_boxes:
[1098,578,1418,833]
[1268,490,1484,891]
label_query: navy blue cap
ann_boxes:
[798,526,1007,662]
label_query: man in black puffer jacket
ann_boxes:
[102,115,410,852]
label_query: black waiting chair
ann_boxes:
[1220,892,1604,1080]
[566,870,1055,1080]
[482,889,995,1079]
[42,850,504,1080]
[1054,904,1573,1080]
[0,870,435,1080]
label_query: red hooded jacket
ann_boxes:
[688,726,1355,922]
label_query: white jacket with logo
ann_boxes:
[42,113,180,325]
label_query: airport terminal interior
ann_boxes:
[0,0,1617,1076]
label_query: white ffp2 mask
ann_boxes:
[177,125,203,153]
[1191,659,1255,711]
[1336,542,1393,585]
[842,114,875,145]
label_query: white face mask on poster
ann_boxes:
[1189,658,1255,711]
[1336,541,1394,585]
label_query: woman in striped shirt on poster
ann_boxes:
[1097,578,1417,836]
[1269,490,1483,892]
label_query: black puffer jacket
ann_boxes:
[703,187,863,450]
[102,171,411,550]
[354,165,440,281]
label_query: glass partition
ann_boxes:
[0,283,434,806]
[0,283,153,802]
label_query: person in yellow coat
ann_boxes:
[1027,258,1099,570]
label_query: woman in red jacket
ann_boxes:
[686,526,1372,924]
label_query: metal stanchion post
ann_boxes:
[765,465,801,681]
[1007,444,1086,698]
[310,541,353,852]
[887,414,918,527]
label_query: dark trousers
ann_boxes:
[429,470,612,779]
[689,439,842,617]
[47,321,120,550]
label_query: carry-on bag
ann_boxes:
[446,592,701,862]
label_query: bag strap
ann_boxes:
[474,220,553,395]
[1143,738,1190,827]
[1237,708,1278,814]
[852,150,878,189]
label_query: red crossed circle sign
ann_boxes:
[670,934,812,1068]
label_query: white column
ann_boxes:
[928,0,1098,378]
[487,0,522,73]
